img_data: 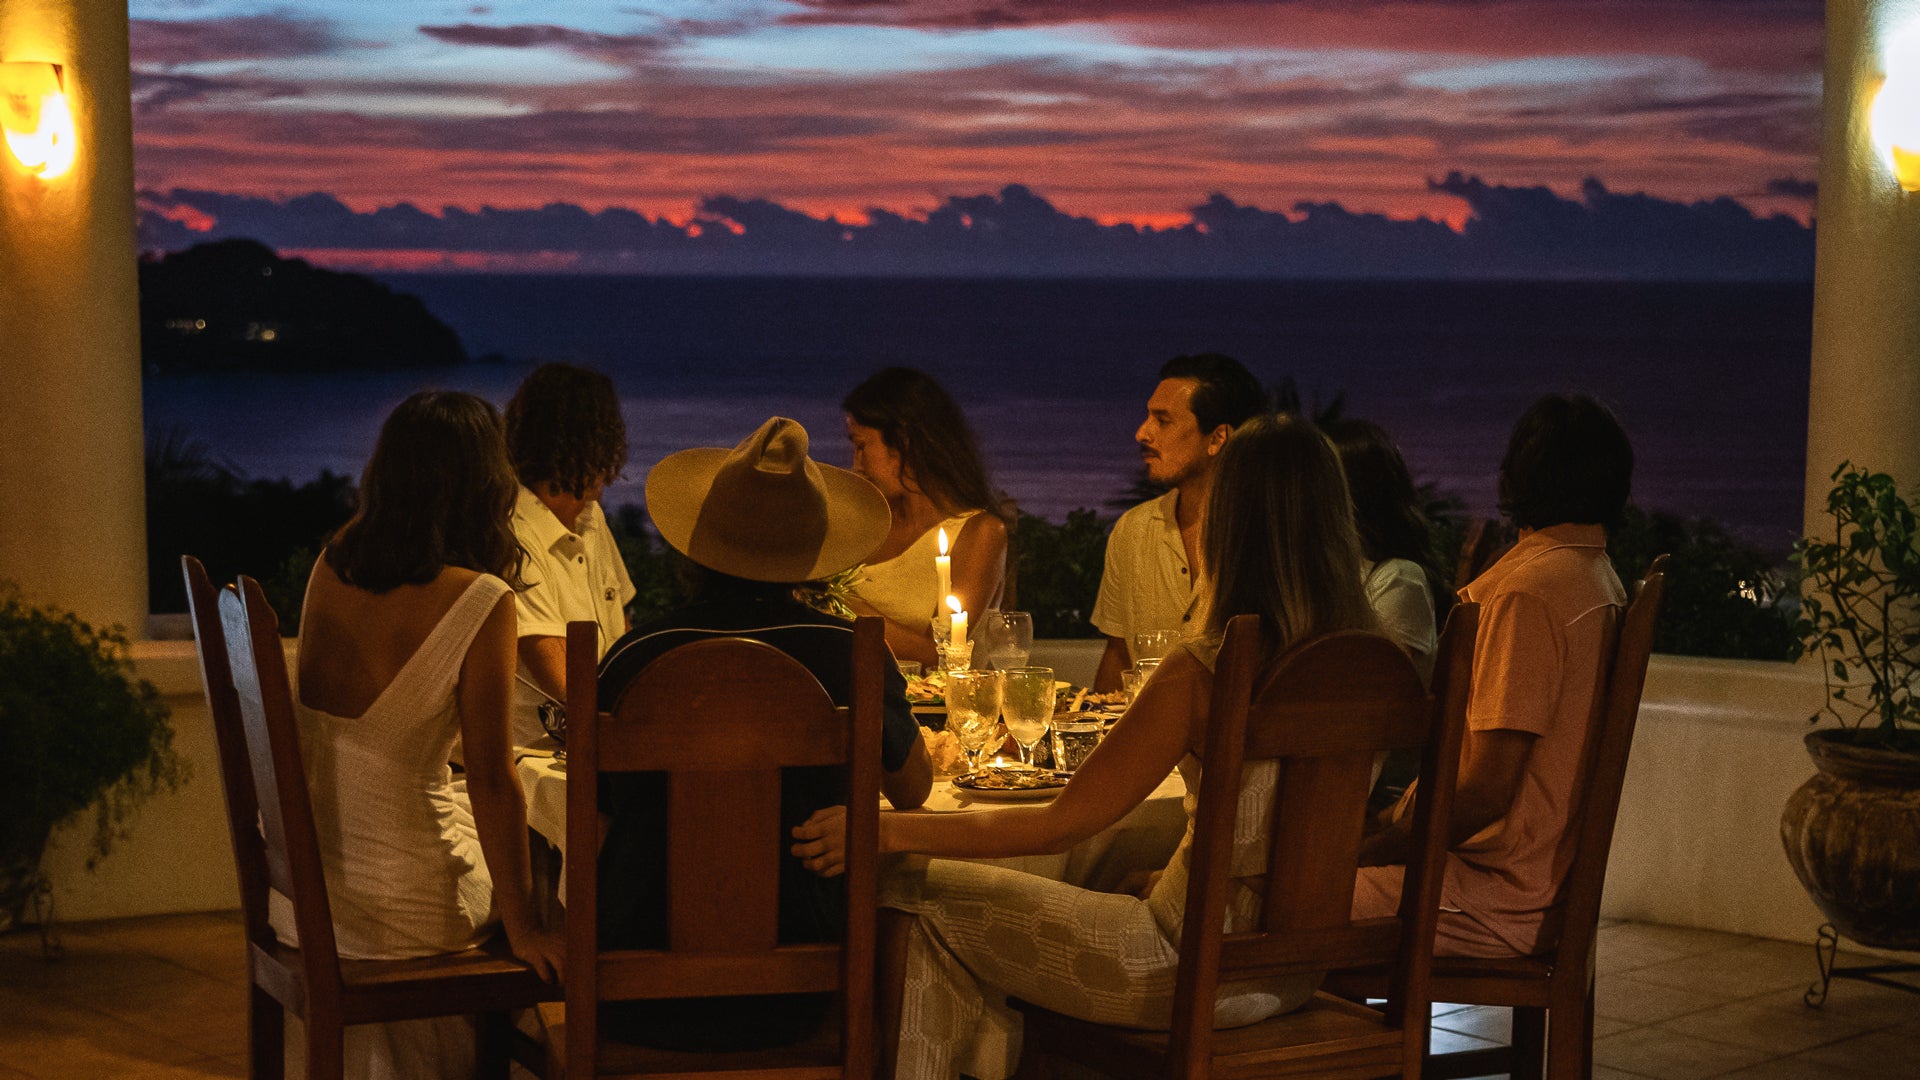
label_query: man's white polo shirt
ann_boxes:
[510,485,635,743]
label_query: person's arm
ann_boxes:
[949,512,1008,626]
[1094,635,1132,693]
[792,648,1204,876]
[458,593,564,979]
[1357,727,1536,865]
[881,734,934,811]
[517,635,566,702]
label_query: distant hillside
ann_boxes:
[140,239,466,372]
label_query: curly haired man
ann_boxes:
[505,362,635,744]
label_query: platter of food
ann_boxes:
[950,766,1071,800]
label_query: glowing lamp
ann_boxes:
[1871,27,1920,192]
[1,61,75,179]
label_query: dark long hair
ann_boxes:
[842,367,1006,521]
[325,391,527,593]
[1202,414,1376,654]
[1323,418,1450,625]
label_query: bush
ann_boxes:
[0,587,186,925]
[1013,509,1111,638]
[1609,506,1797,661]
[146,431,355,628]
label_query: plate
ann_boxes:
[950,768,1071,801]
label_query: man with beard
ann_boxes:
[1089,353,1267,691]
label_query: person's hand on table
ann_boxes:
[507,926,565,982]
[791,805,850,878]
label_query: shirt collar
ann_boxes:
[515,485,576,553]
[1460,522,1608,602]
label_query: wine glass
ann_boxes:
[982,611,1035,671]
[1132,629,1179,664]
[944,670,1004,774]
[1000,666,1055,767]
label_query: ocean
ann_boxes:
[141,276,1813,554]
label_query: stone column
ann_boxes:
[0,2,147,632]
[1806,0,1920,534]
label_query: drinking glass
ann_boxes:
[1132,629,1179,664]
[944,670,1004,773]
[896,660,923,680]
[1120,667,1146,705]
[1050,719,1102,772]
[981,611,1035,671]
[1000,666,1055,767]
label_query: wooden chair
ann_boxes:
[1010,605,1479,1080]
[539,617,886,1078]
[1333,557,1668,1080]
[181,559,556,1079]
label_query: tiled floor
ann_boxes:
[1,913,1915,1078]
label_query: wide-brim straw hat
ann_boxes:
[646,417,890,583]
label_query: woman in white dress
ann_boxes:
[288,391,564,1079]
[792,413,1380,1080]
[842,367,1009,667]
[1325,418,1448,685]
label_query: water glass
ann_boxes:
[982,611,1035,670]
[1050,719,1102,772]
[944,670,1004,773]
[896,660,922,680]
[1132,629,1179,663]
[999,666,1055,767]
[1120,667,1146,705]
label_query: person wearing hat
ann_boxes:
[591,416,932,1053]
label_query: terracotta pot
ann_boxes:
[1779,729,1920,950]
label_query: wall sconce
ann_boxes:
[1,61,75,180]
[1871,25,1920,192]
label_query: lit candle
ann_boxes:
[935,528,952,611]
[946,594,967,643]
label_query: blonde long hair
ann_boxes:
[1200,413,1377,655]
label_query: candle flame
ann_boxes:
[937,527,949,556]
[946,594,963,615]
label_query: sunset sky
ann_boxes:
[127,0,1824,269]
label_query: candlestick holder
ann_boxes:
[930,615,951,646]
[937,639,973,672]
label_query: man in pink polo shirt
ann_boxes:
[1354,394,1634,957]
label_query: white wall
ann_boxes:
[38,641,1855,953]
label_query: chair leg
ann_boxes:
[1510,1006,1546,1080]
[306,1017,344,1080]
[476,1011,511,1080]
[249,988,285,1079]
[1543,988,1592,1080]
[877,908,913,1080]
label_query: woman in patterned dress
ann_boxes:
[792,412,1379,1080]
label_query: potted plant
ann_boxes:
[1782,463,1920,950]
[0,586,186,932]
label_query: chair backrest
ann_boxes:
[1168,606,1477,1074]
[182,557,279,965]
[563,618,885,1077]
[1549,556,1667,982]
[219,573,347,1014]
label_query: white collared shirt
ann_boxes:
[509,485,635,742]
[1090,489,1196,645]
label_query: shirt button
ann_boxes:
[577,556,586,564]
[1179,567,1188,575]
